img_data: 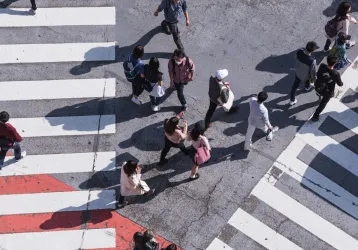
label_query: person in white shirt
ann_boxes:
[244,91,277,151]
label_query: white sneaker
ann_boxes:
[29,8,36,15]
[16,151,26,162]
[350,40,356,47]
[289,99,297,106]
[153,106,160,112]
[131,97,141,105]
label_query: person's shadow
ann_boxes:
[323,0,358,17]
[70,26,173,76]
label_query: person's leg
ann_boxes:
[190,164,199,179]
[30,0,37,10]
[169,22,185,51]
[0,148,8,169]
[159,137,172,164]
[244,124,256,150]
[176,141,189,155]
[312,95,331,119]
[161,20,171,34]
[205,101,218,129]
[149,95,156,106]
[174,82,187,107]
[290,75,301,102]
[324,39,331,51]
[12,142,22,160]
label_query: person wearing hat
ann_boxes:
[289,41,319,106]
[204,69,239,129]
[330,32,352,70]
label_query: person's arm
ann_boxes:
[7,124,22,142]
[335,72,344,87]
[139,62,145,78]
[168,60,174,87]
[188,59,195,81]
[262,108,272,130]
[201,136,211,151]
[349,15,357,24]
[154,0,166,16]
[182,1,189,26]
[309,60,317,83]
[343,19,349,34]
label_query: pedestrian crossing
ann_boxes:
[208,58,358,250]
[0,1,119,249]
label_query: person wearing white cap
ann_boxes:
[204,69,239,129]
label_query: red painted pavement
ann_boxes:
[0,173,178,249]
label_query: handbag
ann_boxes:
[150,82,165,97]
[194,138,211,165]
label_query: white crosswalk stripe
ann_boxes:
[208,57,358,249]
[0,1,118,248]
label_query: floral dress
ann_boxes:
[330,39,349,70]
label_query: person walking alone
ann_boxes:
[312,55,343,122]
[289,41,319,106]
[244,92,277,151]
[159,112,189,166]
[324,1,357,52]
[154,0,189,51]
[144,57,165,112]
[168,49,195,111]
[205,69,239,129]
[0,111,26,170]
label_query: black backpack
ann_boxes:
[325,16,346,38]
[171,56,193,78]
[315,71,333,95]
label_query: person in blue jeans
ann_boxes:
[0,111,26,170]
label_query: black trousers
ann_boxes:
[160,136,187,162]
[162,21,184,51]
[290,75,311,101]
[313,94,331,118]
[174,82,187,106]
[205,100,218,128]
[132,77,144,97]
[30,0,37,10]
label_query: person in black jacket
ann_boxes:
[311,55,343,122]
[204,69,239,129]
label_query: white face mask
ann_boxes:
[175,60,182,65]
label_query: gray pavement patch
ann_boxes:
[0,0,114,8]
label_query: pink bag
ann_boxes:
[195,146,211,165]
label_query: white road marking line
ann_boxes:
[10,115,115,137]
[252,179,358,250]
[228,208,303,250]
[274,137,358,219]
[0,7,115,27]
[206,238,234,250]
[1,152,116,176]
[0,228,116,250]
[0,78,116,101]
[0,42,115,64]
[0,190,115,215]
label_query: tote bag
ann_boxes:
[194,138,211,165]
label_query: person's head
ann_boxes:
[336,1,351,17]
[172,0,180,3]
[173,49,186,65]
[215,69,229,82]
[123,160,138,177]
[0,111,9,124]
[327,54,339,68]
[257,91,268,103]
[132,45,144,59]
[305,41,319,53]
[165,244,178,250]
[191,121,206,141]
[338,31,351,44]
[149,57,160,70]
[165,117,180,135]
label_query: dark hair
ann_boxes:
[327,55,339,67]
[173,49,185,59]
[0,111,9,123]
[123,160,138,177]
[133,45,144,59]
[257,91,268,103]
[164,117,180,135]
[336,2,351,19]
[165,244,178,250]
[149,57,160,70]
[191,121,205,141]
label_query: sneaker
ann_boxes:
[228,106,240,114]
[305,84,313,91]
[153,106,160,112]
[311,116,319,122]
[131,96,141,105]
[16,151,26,162]
[189,173,200,181]
[29,8,36,15]
[143,189,155,196]
[323,48,331,53]
[289,99,297,106]
[182,105,188,111]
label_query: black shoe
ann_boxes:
[311,116,319,122]
[143,189,155,196]
[189,173,200,181]
[228,106,240,114]
[182,105,188,111]
[158,159,168,166]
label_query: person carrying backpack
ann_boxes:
[0,111,26,170]
[312,55,343,122]
[168,49,195,111]
[154,0,189,51]
[324,1,357,52]
[204,69,239,129]
[123,45,146,105]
